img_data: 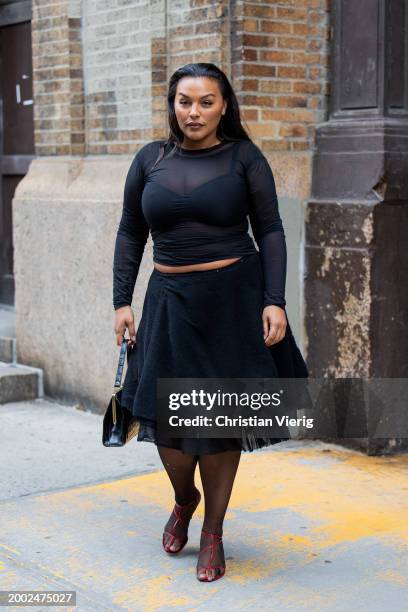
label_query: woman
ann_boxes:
[112,62,308,582]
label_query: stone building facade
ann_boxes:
[5,0,408,455]
[8,0,331,413]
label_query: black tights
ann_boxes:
[157,445,241,534]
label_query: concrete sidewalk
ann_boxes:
[1,398,407,611]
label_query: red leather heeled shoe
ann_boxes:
[196,529,226,582]
[162,489,201,554]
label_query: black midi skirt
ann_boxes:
[121,252,309,455]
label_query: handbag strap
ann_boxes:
[114,338,129,388]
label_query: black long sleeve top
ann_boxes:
[113,138,287,311]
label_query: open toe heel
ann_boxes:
[162,489,201,554]
[196,529,226,582]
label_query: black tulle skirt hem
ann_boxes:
[121,252,308,455]
[134,417,286,455]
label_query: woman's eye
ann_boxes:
[179,100,212,106]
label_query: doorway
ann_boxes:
[0,1,35,306]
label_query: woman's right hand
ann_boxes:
[114,305,136,347]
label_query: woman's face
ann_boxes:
[174,76,227,146]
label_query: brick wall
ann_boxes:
[23,0,331,407]
[32,0,330,158]
[233,0,331,153]
[82,0,152,154]
[32,0,85,155]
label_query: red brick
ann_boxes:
[279,124,308,138]
[260,21,292,34]
[276,7,307,20]
[242,94,275,107]
[308,67,323,79]
[260,80,293,93]
[292,23,308,36]
[277,65,307,78]
[307,39,323,52]
[277,95,308,108]
[243,4,276,18]
[242,63,276,77]
[262,109,316,123]
[243,34,274,47]
[277,36,307,50]
[291,141,310,150]
[242,48,258,61]
[241,108,259,121]
[242,79,260,91]
[293,81,322,94]
[308,97,321,109]
[292,52,322,65]
[259,50,292,63]
[309,10,325,23]
[262,139,290,151]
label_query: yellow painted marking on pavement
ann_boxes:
[2,445,408,603]
[113,573,195,611]
[0,543,21,555]
[31,446,408,551]
[226,449,408,548]
[377,570,408,585]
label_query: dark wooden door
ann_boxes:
[0,13,35,306]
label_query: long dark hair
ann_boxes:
[151,63,252,169]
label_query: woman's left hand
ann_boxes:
[262,305,287,346]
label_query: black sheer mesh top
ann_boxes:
[113,138,287,311]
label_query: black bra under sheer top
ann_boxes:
[113,138,287,311]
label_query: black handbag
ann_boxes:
[102,338,140,446]
[103,143,165,446]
